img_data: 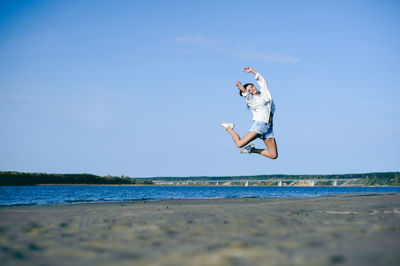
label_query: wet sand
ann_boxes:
[0,193,399,266]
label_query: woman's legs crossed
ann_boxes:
[252,138,278,159]
[226,128,259,148]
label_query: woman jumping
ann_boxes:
[221,67,278,159]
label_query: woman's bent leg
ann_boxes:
[252,138,278,159]
[226,128,259,148]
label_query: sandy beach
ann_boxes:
[0,193,399,266]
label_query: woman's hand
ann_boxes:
[244,67,256,75]
[236,81,246,94]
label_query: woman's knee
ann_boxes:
[270,151,278,159]
[237,142,246,148]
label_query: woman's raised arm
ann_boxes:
[235,81,247,94]
[244,67,271,101]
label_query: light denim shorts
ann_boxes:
[249,121,274,139]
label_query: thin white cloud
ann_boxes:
[228,49,300,63]
[175,35,219,48]
[175,35,300,63]
[176,35,208,44]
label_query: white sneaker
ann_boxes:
[221,122,235,131]
[240,144,255,154]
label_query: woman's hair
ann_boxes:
[239,83,254,96]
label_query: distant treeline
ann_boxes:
[0,172,153,186]
[1,171,399,186]
[141,172,400,186]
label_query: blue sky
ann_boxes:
[1,0,399,177]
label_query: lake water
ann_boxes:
[1,185,400,207]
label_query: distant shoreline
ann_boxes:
[35,184,397,187]
[1,171,399,186]
[8,183,400,188]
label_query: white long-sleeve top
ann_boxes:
[242,72,275,123]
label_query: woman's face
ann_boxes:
[247,84,258,95]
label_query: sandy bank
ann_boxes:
[0,193,399,265]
